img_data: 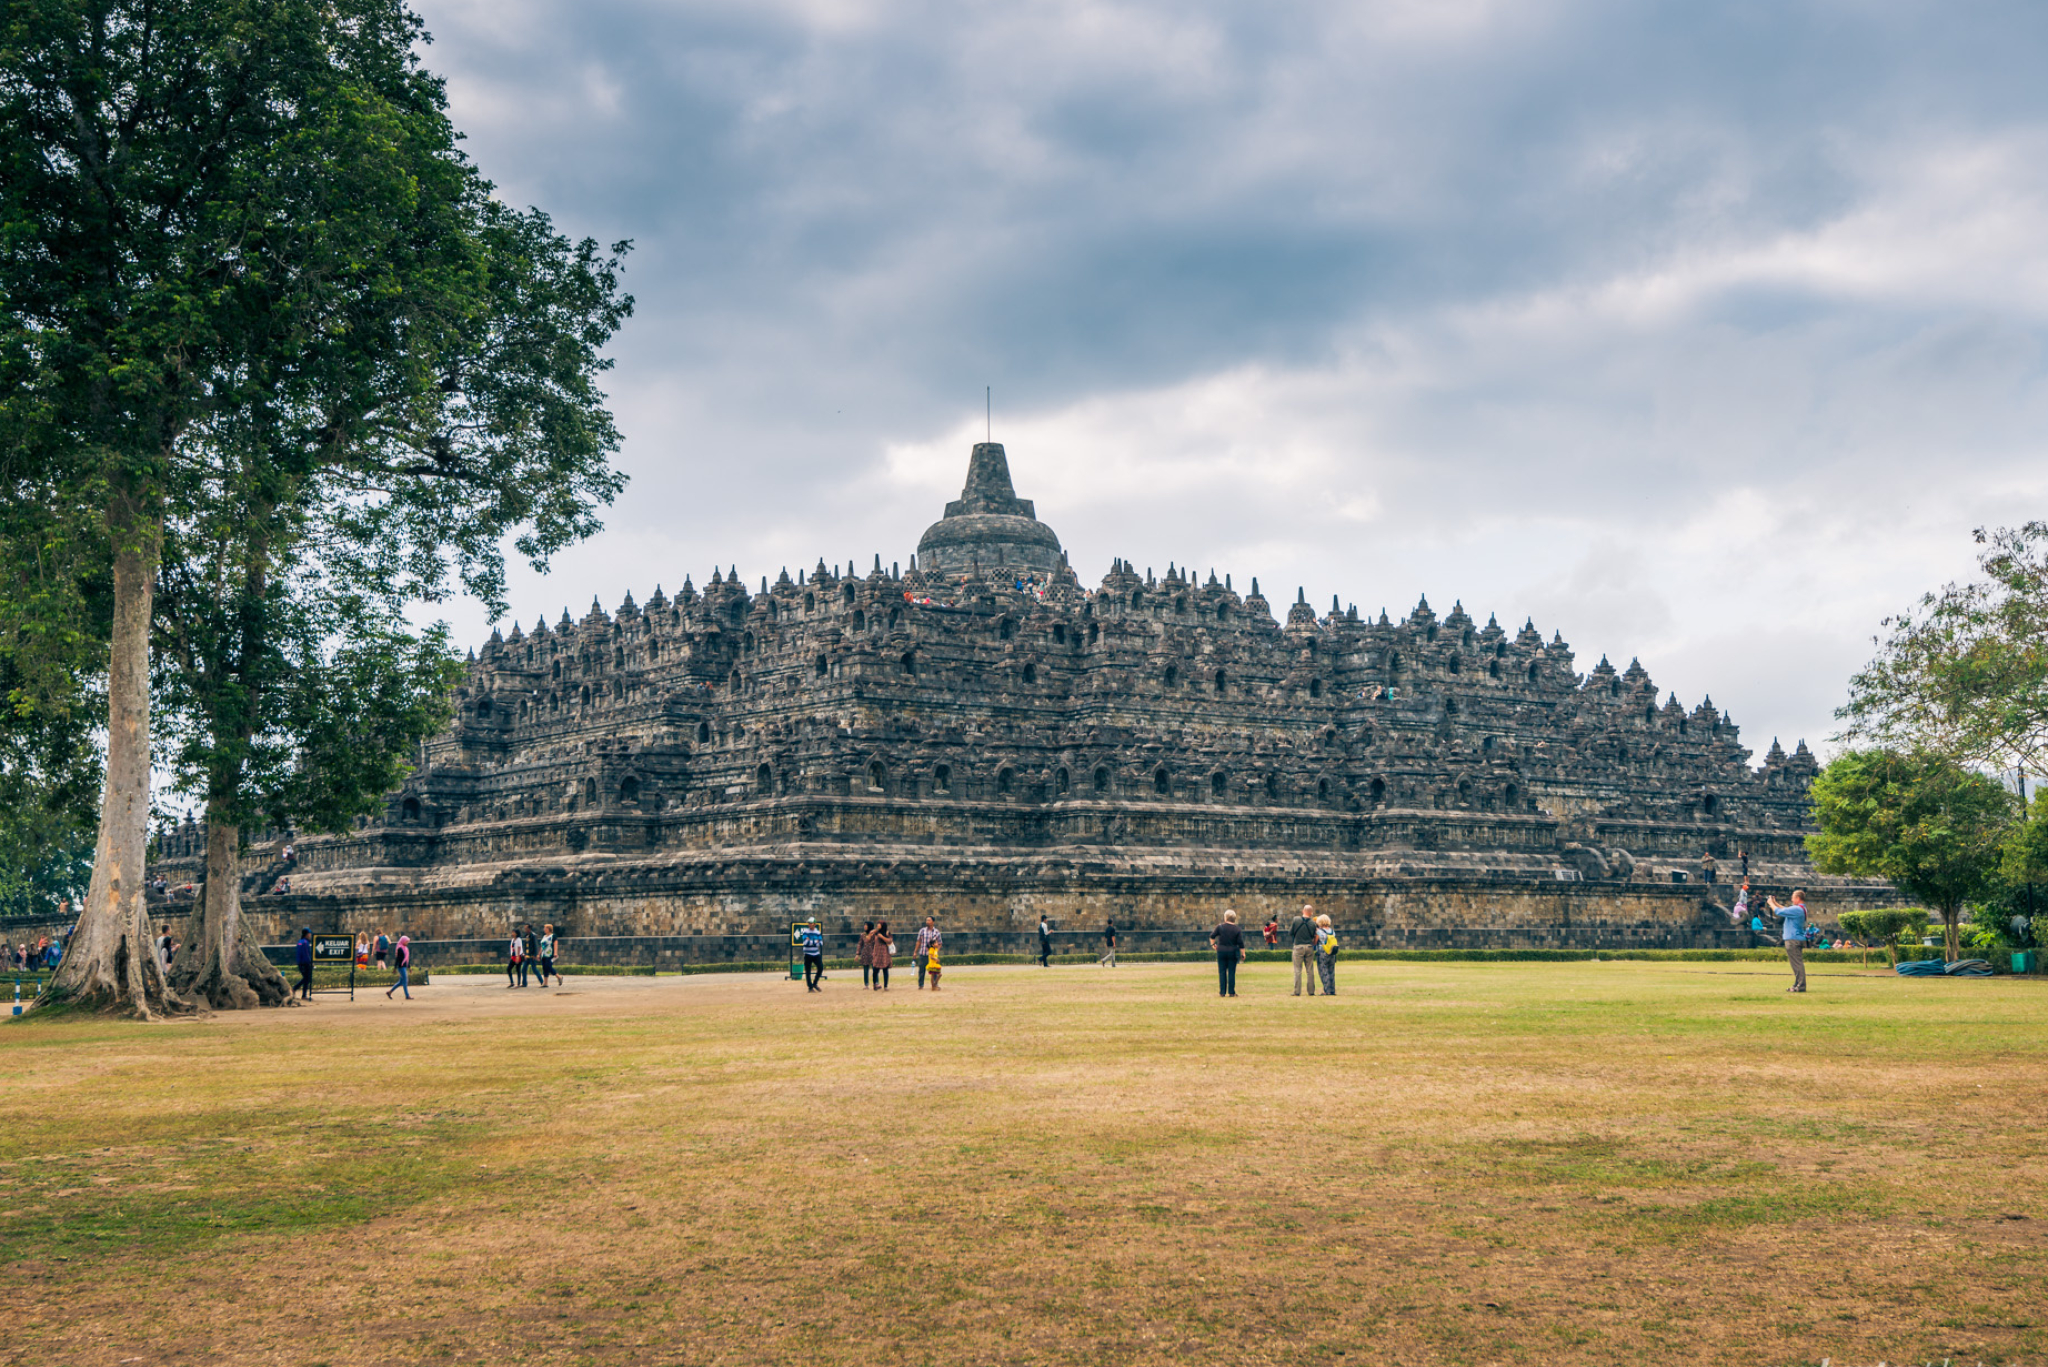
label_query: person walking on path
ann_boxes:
[1037,915,1052,968]
[1289,905,1320,996]
[385,935,412,999]
[915,917,942,989]
[506,930,524,988]
[799,918,825,991]
[924,940,943,990]
[294,928,315,1001]
[857,920,876,989]
[871,921,894,990]
[1210,910,1245,997]
[520,924,542,987]
[1739,848,1750,879]
[374,931,390,969]
[538,924,562,987]
[1768,890,1810,992]
[1099,920,1118,967]
[1314,914,1338,996]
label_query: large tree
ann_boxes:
[1839,523,2048,776]
[1,0,629,1016]
[1806,749,2014,963]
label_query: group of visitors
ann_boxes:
[9,937,62,972]
[1210,905,1338,998]
[804,915,948,991]
[856,920,896,988]
[506,923,562,988]
[1698,848,1754,884]
[297,928,416,999]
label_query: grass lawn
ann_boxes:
[3,957,2045,1366]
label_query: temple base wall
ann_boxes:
[191,850,1899,961]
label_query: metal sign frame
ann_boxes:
[312,934,357,1000]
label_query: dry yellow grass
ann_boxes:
[3,957,2045,1366]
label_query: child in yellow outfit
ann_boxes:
[925,944,942,990]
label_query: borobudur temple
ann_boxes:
[156,442,1895,963]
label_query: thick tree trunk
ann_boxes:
[170,812,292,1008]
[37,509,188,1018]
[1942,905,1961,964]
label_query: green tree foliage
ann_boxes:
[0,510,105,919]
[1,0,630,1014]
[0,699,99,919]
[1836,907,1930,968]
[1807,750,2015,963]
[1839,524,2048,773]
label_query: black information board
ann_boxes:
[311,934,356,999]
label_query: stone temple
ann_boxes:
[179,443,1890,962]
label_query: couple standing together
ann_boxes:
[1209,904,1338,997]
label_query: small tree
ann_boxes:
[1807,750,2013,963]
[1837,908,1930,968]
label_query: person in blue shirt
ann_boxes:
[1767,890,1809,993]
[293,928,315,1001]
[798,919,825,991]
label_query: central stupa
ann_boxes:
[915,442,1064,575]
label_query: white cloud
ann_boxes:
[409,0,2048,768]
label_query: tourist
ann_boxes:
[1739,848,1750,879]
[1767,889,1809,993]
[157,929,176,974]
[506,929,523,988]
[1262,917,1280,948]
[538,923,562,987]
[871,920,894,990]
[294,927,314,1001]
[1290,904,1320,997]
[857,920,874,988]
[799,918,825,991]
[1210,909,1244,997]
[1701,851,1717,884]
[1099,920,1118,967]
[915,917,942,989]
[1037,915,1052,968]
[1728,881,1751,926]
[385,935,412,1000]
[519,924,540,986]
[354,932,369,966]
[925,940,943,990]
[374,931,390,969]
[1315,913,1338,996]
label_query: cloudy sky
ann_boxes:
[415,0,2048,762]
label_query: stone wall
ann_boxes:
[219,844,1896,963]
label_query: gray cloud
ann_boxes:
[412,0,2048,760]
